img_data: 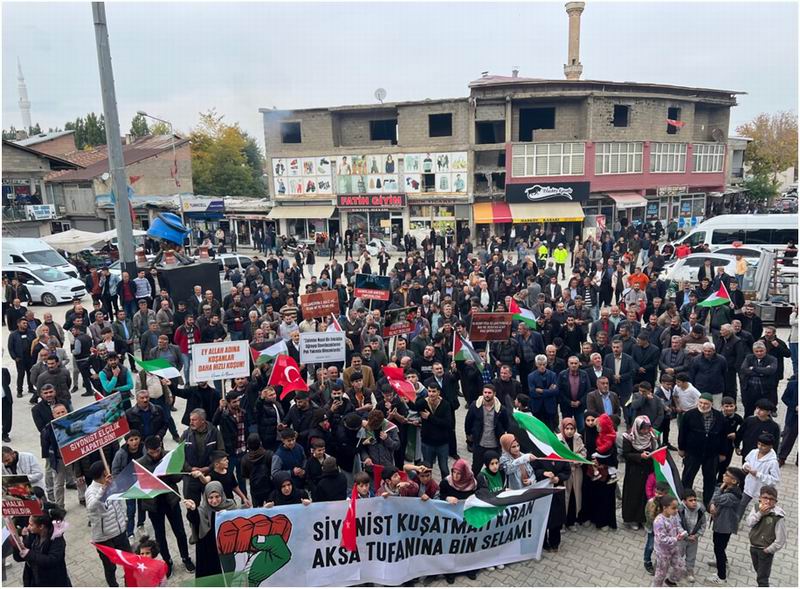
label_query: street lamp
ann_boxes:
[137,110,191,248]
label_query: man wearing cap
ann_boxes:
[282,391,316,451]
[737,398,781,460]
[679,393,727,506]
[741,342,780,417]
[689,342,728,409]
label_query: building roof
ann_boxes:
[2,140,82,170]
[259,96,467,115]
[468,75,745,96]
[46,134,189,183]
[13,130,75,147]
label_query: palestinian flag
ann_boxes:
[453,333,484,370]
[251,339,288,365]
[512,410,592,464]
[508,299,538,329]
[152,442,185,476]
[134,357,181,379]
[697,282,731,308]
[463,484,558,529]
[651,446,684,499]
[103,460,177,501]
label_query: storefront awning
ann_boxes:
[267,205,334,219]
[509,202,585,223]
[608,192,647,209]
[473,202,512,224]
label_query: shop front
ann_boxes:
[338,194,405,242]
[266,203,336,241]
[182,197,225,243]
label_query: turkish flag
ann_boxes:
[666,119,685,128]
[382,366,405,380]
[93,543,167,587]
[341,484,358,552]
[268,354,309,400]
[387,378,416,402]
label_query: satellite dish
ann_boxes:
[374,88,387,104]
[101,172,110,181]
[711,128,725,142]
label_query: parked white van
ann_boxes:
[670,214,798,252]
[2,238,80,278]
[1,264,87,306]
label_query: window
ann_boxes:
[595,142,643,175]
[745,229,773,245]
[667,107,681,135]
[280,122,301,144]
[511,143,584,177]
[369,119,398,144]
[773,228,799,244]
[421,174,436,192]
[650,143,687,173]
[685,231,706,247]
[693,143,725,173]
[713,228,745,245]
[613,105,629,127]
[519,107,555,141]
[476,121,506,144]
[428,114,453,137]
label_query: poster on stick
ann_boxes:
[214,495,552,587]
[191,341,250,384]
[2,475,43,517]
[383,306,416,337]
[51,392,130,465]
[299,331,347,364]
[354,274,390,301]
[469,313,514,341]
[300,291,340,319]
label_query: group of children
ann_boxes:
[643,455,786,587]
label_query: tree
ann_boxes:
[742,170,779,201]
[190,109,264,196]
[130,114,149,137]
[28,123,41,135]
[64,112,107,149]
[2,126,18,140]
[736,112,798,181]
[150,121,171,135]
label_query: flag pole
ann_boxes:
[99,448,111,476]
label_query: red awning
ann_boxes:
[473,202,512,223]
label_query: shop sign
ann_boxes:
[26,204,56,220]
[336,194,406,209]
[182,198,225,213]
[646,202,660,221]
[656,185,688,197]
[506,181,590,204]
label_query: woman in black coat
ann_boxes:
[580,412,617,529]
[533,458,571,552]
[620,415,656,529]
[312,457,348,502]
[185,482,236,579]
[13,509,71,587]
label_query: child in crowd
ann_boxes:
[354,471,374,499]
[745,485,786,587]
[707,467,745,585]
[738,433,781,520]
[678,489,706,583]
[644,481,671,575]
[592,413,618,483]
[652,495,687,587]
[717,397,743,483]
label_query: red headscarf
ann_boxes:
[445,458,477,492]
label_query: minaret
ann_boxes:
[563,2,585,81]
[17,58,32,131]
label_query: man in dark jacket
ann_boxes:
[35,355,72,407]
[735,303,763,341]
[173,381,221,427]
[678,393,727,506]
[688,343,728,408]
[491,365,523,411]
[414,381,453,478]
[740,343,779,417]
[659,335,689,377]
[125,390,168,441]
[281,391,316,452]
[557,356,590,432]
[632,332,660,386]
[138,436,195,575]
[464,384,509,476]
[8,317,34,398]
[212,391,249,495]
[736,399,781,459]
[716,324,746,404]
[424,362,460,458]
[254,385,285,452]
[602,339,638,422]
[180,408,225,504]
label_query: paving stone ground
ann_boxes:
[2,249,796,587]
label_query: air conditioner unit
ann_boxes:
[57,205,67,215]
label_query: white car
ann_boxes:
[661,253,756,288]
[2,264,87,306]
[365,239,397,257]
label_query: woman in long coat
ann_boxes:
[579,412,618,529]
[621,415,657,529]
[557,417,585,530]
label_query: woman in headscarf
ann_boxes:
[498,433,537,490]
[621,414,657,530]
[579,412,618,530]
[266,473,311,507]
[476,450,506,493]
[532,451,571,553]
[184,482,236,578]
[556,417,585,530]
[437,458,479,583]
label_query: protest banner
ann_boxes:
[300,291,340,319]
[51,392,129,465]
[214,495,551,587]
[469,313,514,341]
[354,274,390,301]
[2,475,43,517]
[190,340,250,384]
[382,306,416,337]
[299,331,347,364]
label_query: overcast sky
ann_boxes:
[3,1,797,147]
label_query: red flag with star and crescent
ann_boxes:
[93,543,168,587]
[268,354,309,400]
[341,484,358,552]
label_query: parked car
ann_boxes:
[2,238,79,278]
[2,264,87,306]
[661,253,756,288]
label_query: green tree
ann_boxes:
[64,112,106,149]
[130,114,150,137]
[28,123,41,135]
[2,126,18,140]
[190,109,264,196]
[742,170,779,201]
[150,121,171,135]
[736,111,798,180]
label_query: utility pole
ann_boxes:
[92,2,136,277]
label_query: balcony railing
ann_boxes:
[2,204,57,223]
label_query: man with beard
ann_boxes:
[678,393,727,506]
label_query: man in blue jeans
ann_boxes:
[413,381,453,479]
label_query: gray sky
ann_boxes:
[3,1,797,146]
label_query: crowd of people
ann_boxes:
[1,223,797,588]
